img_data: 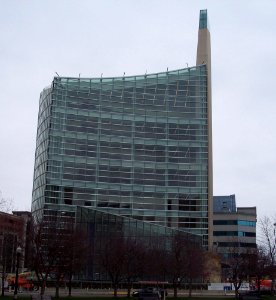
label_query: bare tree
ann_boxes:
[144,234,204,298]
[65,225,89,297]
[225,245,251,299]
[259,216,276,291]
[99,234,148,298]
[100,235,127,297]
[247,246,269,295]
[30,214,89,298]
[123,238,146,298]
[31,215,70,297]
[145,244,170,283]
[0,192,14,213]
[183,239,204,297]
[0,195,17,296]
[0,234,14,296]
[167,234,187,298]
[30,217,60,296]
[0,212,23,297]
[49,221,76,300]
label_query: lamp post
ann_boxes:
[13,246,22,300]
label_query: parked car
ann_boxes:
[132,287,167,300]
[238,291,261,300]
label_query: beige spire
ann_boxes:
[196,10,213,250]
[196,9,212,70]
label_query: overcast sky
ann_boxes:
[0,0,275,218]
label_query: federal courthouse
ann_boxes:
[32,10,213,249]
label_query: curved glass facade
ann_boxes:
[32,66,209,245]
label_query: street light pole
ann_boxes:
[13,246,22,300]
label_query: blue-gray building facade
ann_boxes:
[213,195,236,213]
[213,195,257,260]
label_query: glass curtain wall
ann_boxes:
[76,206,202,281]
[32,66,209,246]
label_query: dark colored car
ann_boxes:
[132,290,140,297]
[132,288,167,300]
[238,291,261,300]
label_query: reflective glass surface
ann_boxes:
[32,66,209,246]
[76,206,202,280]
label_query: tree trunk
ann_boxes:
[271,278,275,295]
[1,269,5,297]
[173,283,178,298]
[55,282,60,299]
[127,286,131,298]
[113,283,118,297]
[127,281,131,298]
[68,272,72,297]
[188,281,192,298]
[257,277,261,295]
[40,280,46,296]
[68,280,72,297]
[234,284,239,299]
[234,280,243,299]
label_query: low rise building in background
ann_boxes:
[0,211,32,274]
[213,195,256,259]
[0,212,24,274]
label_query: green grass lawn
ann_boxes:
[1,296,275,300]
[5,298,236,300]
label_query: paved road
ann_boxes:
[7,288,236,298]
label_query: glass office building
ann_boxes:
[32,10,212,247]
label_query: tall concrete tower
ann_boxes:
[196,9,213,249]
